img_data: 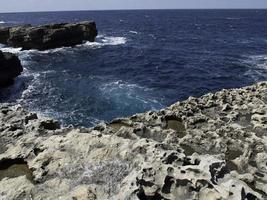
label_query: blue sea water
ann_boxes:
[0,10,267,126]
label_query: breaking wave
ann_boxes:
[0,35,127,55]
[82,35,127,48]
[0,47,22,54]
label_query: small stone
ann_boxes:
[40,119,60,130]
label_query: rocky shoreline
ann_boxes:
[0,21,97,87]
[0,82,266,199]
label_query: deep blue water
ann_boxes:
[0,10,267,126]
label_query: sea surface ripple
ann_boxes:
[0,10,267,126]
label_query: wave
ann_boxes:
[82,35,127,48]
[34,47,72,54]
[35,36,127,53]
[101,80,152,93]
[226,17,241,20]
[100,80,163,108]
[242,55,267,81]
[0,35,127,55]
[0,46,35,67]
[148,34,156,40]
[246,55,267,69]
[0,47,22,54]
[99,36,127,45]
[0,20,19,25]
[129,31,138,34]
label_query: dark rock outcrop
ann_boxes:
[0,50,23,87]
[0,27,10,44]
[0,21,98,50]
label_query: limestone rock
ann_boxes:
[0,82,266,199]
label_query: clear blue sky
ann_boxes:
[0,0,267,13]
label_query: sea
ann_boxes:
[0,9,267,127]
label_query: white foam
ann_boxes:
[0,47,22,54]
[19,72,40,98]
[100,80,162,108]
[102,80,149,91]
[0,21,5,24]
[242,55,267,81]
[83,36,127,48]
[0,35,127,55]
[247,55,267,69]
[0,46,37,67]
[102,36,127,45]
[129,31,138,34]
[35,47,72,54]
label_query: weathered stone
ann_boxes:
[0,50,23,87]
[40,119,60,130]
[0,82,266,199]
[0,21,98,50]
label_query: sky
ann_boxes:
[0,0,267,13]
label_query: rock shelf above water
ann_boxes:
[0,21,98,50]
[0,82,266,199]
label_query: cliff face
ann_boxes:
[0,21,98,50]
[0,82,266,200]
[0,50,23,88]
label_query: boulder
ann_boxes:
[0,21,98,50]
[0,50,23,87]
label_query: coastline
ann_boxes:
[0,82,266,199]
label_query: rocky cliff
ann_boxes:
[0,50,23,88]
[0,82,266,200]
[0,21,98,50]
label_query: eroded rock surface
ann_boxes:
[0,82,266,200]
[0,21,98,50]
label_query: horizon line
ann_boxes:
[0,8,267,14]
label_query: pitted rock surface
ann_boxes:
[0,82,266,200]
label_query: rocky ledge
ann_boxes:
[0,82,266,200]
[0,50,23,88]
[0,21,97,50]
